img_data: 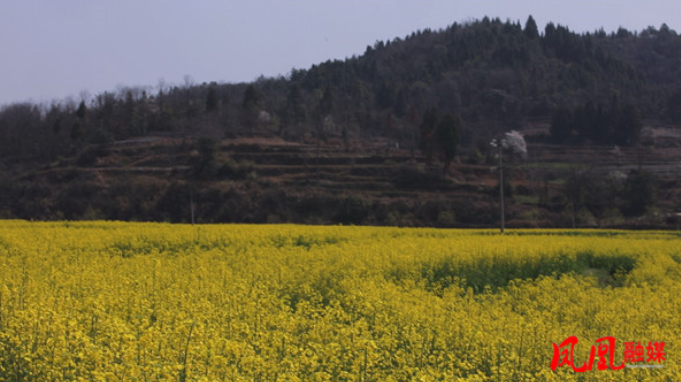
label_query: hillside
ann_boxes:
[1,17,680,228]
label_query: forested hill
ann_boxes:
[1,17,681,227]
[2,16,680,162]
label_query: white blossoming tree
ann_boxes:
[503,130,527,160]
[491,130,528,232]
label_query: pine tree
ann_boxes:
[550,108,573,143]
[419,107,438,165]
[76,100,87,120]
[435,113,461,174]
[242,85,260,109]
[319,86,334,116]
[524,15,539,40]
[206,87,217,113]
[614,105,642,146]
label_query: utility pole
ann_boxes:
[491,130,526,233]
[491,135,505,234]
[498,139,505,234]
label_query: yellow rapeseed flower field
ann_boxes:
[0,220,679,381]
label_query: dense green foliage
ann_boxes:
[1,17,679,162]
[550,100,643,145]
[0,17,679,227]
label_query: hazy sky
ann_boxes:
[1,0,679,106]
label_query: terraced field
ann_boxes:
[15,123,681,228]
